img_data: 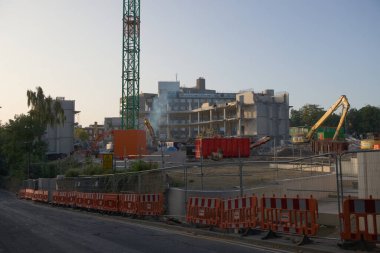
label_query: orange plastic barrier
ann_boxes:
[220,195,258,229]
[32,190,41,201]
[53,191,75,206]
[94,193,118,212]
[75,192,85,208]
[84,193,96,210]
[103,193,119,212]
[25,189,35,199]
[57,191,68,205]
[18,189,26,199]
[94,193,104,211]
[119,193,139,215]
[186,197,221,226]
[260,195,319,236]
[66,192,76,207]
[340,196,380,243]
[52,191,59,204]
[41,190,49,203]
[138,193,164,216]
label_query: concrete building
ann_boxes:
[188,90,290,144]
[104,117,122,132]
[44,97,77,157]
[147,78,237,141]
[83,122,105,141]
[115,77,290,145]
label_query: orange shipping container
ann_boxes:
[113,130,147,159]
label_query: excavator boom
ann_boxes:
[304,95,350,142]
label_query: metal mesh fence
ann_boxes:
[55,170,167,194]
[338,150,380,201]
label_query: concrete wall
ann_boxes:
[341,157,358,175]
[358,152,380,198]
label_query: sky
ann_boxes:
[0,0,379,126]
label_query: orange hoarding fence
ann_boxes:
[220,195,258,230]
[119,193,139,215]
[186,197,221,226]
[260,195,319,244]
[138,193,164,216]
[339,196,380,250]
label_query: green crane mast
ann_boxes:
[121,0,140,130]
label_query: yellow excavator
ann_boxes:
[144,118,158,147]
[294,95,350,144]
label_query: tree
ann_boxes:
[290,104,325,127]
[290,104,345,129]
[74,128,89,142]
[27,87,65,132]
[357,106,380,135]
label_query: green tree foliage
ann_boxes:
[346,106,380,136]
[0,87,66,186]
[290,104,339,127]
[74,128,89,142]
[27,87,65,129]
[291,104,380,137]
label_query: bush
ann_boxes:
[65,168,80,177]
[130,160,159,172]
[82,164,109,175]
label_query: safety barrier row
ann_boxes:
[339,196,380,249]
[186,194,319,244]
[19,188,380,247]
[32,190,49,203]
[41,190,164,217]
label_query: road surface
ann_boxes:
[0,190,286,253]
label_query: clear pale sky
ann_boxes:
[1,0,379,126]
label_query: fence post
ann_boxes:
[138,173,142,193]
[335,154,343,237]
[200,144,204,191]
[185,165,188,206]
[239,161,243,197]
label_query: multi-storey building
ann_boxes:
[44,97,77,158]
[115,77,289,145]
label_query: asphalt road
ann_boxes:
[0,190,286,253]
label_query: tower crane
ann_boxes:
[121,0,141,130]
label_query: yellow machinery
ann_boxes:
[144,118,158,147]
[294,95,350,143]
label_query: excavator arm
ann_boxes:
[144,118,158,146]
[305,95,350,141]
